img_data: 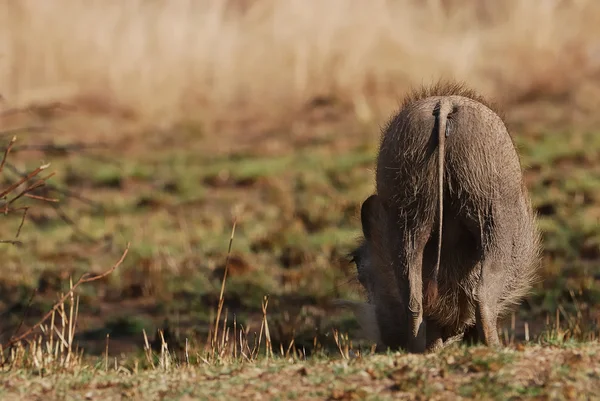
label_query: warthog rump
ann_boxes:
[344,81,541,353]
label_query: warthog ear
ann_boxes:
[360,194,382,240]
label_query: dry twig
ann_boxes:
[1,137,56,245]
[212,217,237,351]
[2,243,130,349]
[3,162,101,210]
[0,136,16,174]
[0,162,50,201]
[0,149,100,242]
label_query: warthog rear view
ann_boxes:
[346,81,541,353]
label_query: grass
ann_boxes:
[2,0,600,130]
[0,125,599,354]
[1,126,599,398]
[2,337,599,400]
[0,214,598,401]
[1,1,600,399]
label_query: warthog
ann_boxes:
[342,81,541,353]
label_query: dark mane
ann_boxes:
[400,80,503,118]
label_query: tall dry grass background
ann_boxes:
[2,0,600,128]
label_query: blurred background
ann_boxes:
[0,0,599,356]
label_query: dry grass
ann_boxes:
[1,249,598,400]
[0,166,597,398]
[0,197,595,373]
[1,0,600,128]
[0,2,599,398]
[0,136,129,370]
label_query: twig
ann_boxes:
[105,334,110,372]
[15,207,28,238]
[142,329,155,369]
[0,239,22,246]
[7,289,38,347]
[23,193,59,203]
[0,136,16,174]
[4,172,55,209]
[0,163,50,199]
[4,162,102,210]
[2,243,130,349]
[0,206,30,243]
[1,160,98,242]
[0,148,55,245]
[212,218,237,349]
[50,203,96,243]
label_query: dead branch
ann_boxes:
[50,203,96,242]
[0,136,16,175]
[1,138,57,244]
[2,161,102,242]
[0,239,22,246]
[7,289,38,346]
[2,242,130,349]
[0,206,31,241]
[4,172,56,209]
[3,162,102,210]
[23,193,59,203]
[0,163,50,200]
[15,207,28,238]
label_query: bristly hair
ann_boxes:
[400,79,504,120]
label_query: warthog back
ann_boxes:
[347,81,541,353]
